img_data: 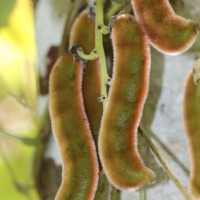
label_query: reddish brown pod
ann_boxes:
[132,0,200,55]
[99,14,155,190]
[49,54,99,200]
[69,9,102,147]
[183,61,200,199]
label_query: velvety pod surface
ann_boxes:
[49,54,99,200]
[69,10,102,146]
[132,0,198,55]
[99,14,155,190]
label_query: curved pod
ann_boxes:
[132,0,199,55]
[183,69,200,199]
[99,14,155,190]
[49,54,99,200]
[69,10,102,147]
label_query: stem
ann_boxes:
[107,3,121,17]
[150,131,190,176]
[98,24,110,35]
[105,1,131,23]
[139,188,146,200]
[77,49,98,61]
[106,2,122,21]
[95,0,109,108]
[138,126,192,200]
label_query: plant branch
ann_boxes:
[139,188,146,200]
[105,1,131,23]
[150,131,190,176]
[98,24,110,35]
[95,0,109,108]
[77,49,98,61]
[138,126,192,200]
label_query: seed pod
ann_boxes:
[98,14,155,190]
[183,66,200,199]
[131,0,200,55]
[49,54,99,200]
[69,9,102,148]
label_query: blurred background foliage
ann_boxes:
[0,0,39,199]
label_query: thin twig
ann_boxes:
[105,1,131,21]
[150,131,190,176]
[138,126,192,200]
[139,188,146,200]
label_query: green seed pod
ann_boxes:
[131,0,200,55]
[183,65,200,199]
[69,9,102,148]
[98,14,155,190]
[49,54,99,200]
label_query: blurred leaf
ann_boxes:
[0,0,38,111]
[0,2,39,198]
[0,0,16,27]
[0,140,39,200]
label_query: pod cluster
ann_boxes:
[49,0,200,199]
[69,10,103,169]
[49,10,100,200]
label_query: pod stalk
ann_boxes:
[95,0,109,108]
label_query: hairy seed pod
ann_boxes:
[183,67,200,199]
[49,54,99,200]
[131,0,200,55]
[98,14,155,190]
[69,9,102,148]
